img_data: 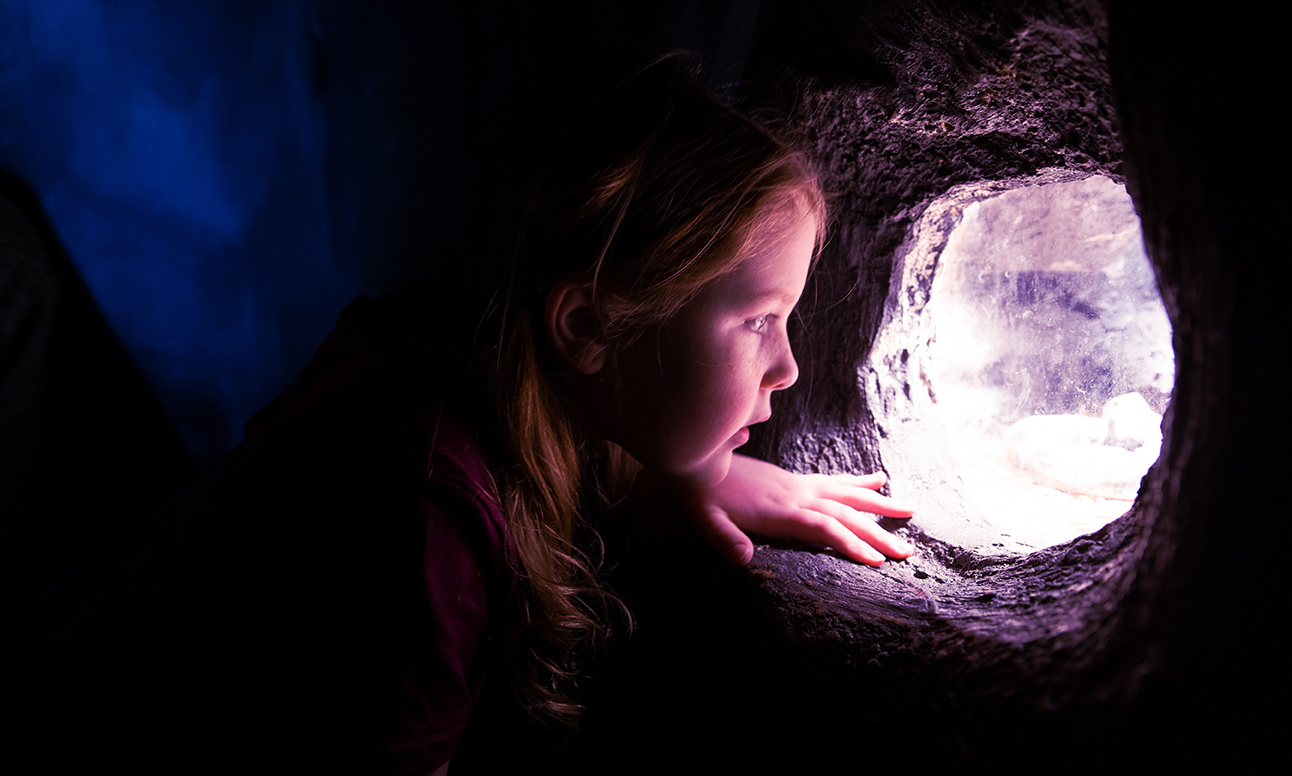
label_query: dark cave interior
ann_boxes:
[12,0,1286,770]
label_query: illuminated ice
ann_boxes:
[1004,393,1163,500]
[926,175,1173,528]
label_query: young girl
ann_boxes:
[44,54,913,774]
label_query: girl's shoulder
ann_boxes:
[424,400,503,518]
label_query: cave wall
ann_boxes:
[12,0,1285,769]
[1103,0,1287,761]
[576,1,1286,770]
[747,0,1122,475]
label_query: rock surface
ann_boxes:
[577,1,1286,770]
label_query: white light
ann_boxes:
[925,176,1173,542]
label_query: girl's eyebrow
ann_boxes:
[747,288,802,306]
[721,284,790,306]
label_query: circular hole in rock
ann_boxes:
[867,175,1173,550]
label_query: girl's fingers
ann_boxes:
[829,471,888,489]
[710,462,916,567]
[820,479,916,518]
[807,498,915,559]
[767,510,887,566]
[751,508,896,566]
[832,507,915,559]
[697,504,755,566]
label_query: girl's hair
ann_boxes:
[465,52,825,726]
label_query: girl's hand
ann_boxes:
[689,454,916,567]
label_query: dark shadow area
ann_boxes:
[2,170,198,592]
[19,0,1288,771]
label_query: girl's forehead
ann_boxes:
[745,202,821,260]
[714,212,818,301]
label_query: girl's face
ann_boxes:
[604,209,816,487]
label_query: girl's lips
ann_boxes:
[733,415,769,446]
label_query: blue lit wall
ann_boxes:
[1,0,755,465]
[1,0,344,462]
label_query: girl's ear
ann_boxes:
[544,279,607,375]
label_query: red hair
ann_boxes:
[465,53,825,725]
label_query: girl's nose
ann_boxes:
[764,336,799,391]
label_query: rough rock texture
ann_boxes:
[567,1,1286,771]
[749,0,1121,475]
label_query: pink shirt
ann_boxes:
[206,296,516,772]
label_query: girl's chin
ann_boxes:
[678,450,735,489]
[639,438,741,489]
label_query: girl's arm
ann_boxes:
[686,453,915,567]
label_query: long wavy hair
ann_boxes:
[464,53,825,726]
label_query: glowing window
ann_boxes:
[868,175,1173,549]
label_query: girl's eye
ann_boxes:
[747,314,771,332]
